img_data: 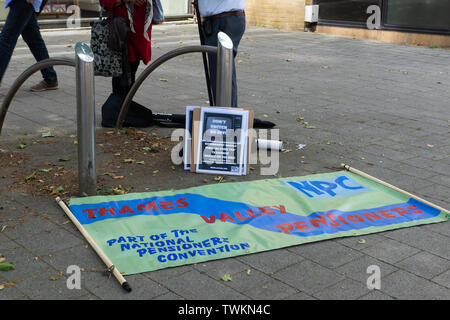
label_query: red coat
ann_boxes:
[99,0,152,64]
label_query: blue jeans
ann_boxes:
[0,0,57,84]
[204,13,246,107]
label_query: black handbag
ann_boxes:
[90,7,123,77]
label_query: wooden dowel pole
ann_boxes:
[341,164,449,214]
[55,197,132,292]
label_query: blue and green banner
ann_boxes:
[68,170,449,275]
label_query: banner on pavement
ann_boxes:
[67,170,449,275]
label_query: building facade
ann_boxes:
[246,0,450,48]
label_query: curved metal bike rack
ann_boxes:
[0,57,76,136]
[116,45,218,128]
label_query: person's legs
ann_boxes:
[0,0,35,84]
[204,14,246,107]
[112,60,140,97]
[21,12,58,85]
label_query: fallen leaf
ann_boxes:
[221,274,232,282]
[58,158,70,162]
[41,131,54,138]
[49,272,63,281]
[358,239,366,244]
[0,262,15,271]
[304,124,316,129]
[25,171,37,181]
[17,143,26,149]
[39,168,53,173]
[0,282,15,290]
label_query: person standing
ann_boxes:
[0,0,58,91]
[196,0,246,107]
[99,0,153,97]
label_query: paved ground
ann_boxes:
[0,23,449,300]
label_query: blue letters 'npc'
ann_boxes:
[283,175,371,199]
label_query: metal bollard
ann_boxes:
[215,32,234,108]
[75,42,96,196]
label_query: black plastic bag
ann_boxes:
[101,94,153,128]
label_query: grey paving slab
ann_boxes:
[394,252,450,280]
[273,260,345,295]
[81,272,168,300]
[13,268,90,300]
[313,278,372,300]
[243,279,298,300]
[336,234,387,250]
[432,270,450,289]
[39,244,105,273]
[0,239,21,251]
[193,257,250,279]
[0,283,30,300]
[423,221,450,237]
[0,246,50,282]
[383,226,450,260]
[162,269,250,300]
[236,248,304,275]
[0,214,58,240]
[143,265,194,283]
[358,290,394,300]
[219,269,274,293]
[335,255,398,284]
[153,291,185,300]
[287,240,364,269]
[13,227,85,256]
[362,238,421,264]
[284,291,316,300]
[381,270,450,300]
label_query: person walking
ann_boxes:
[0,0,58,91]
[196,0,246,107]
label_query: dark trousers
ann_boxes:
[112,60,140,97]
[203,13,246,107]
[0,0,57,84]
